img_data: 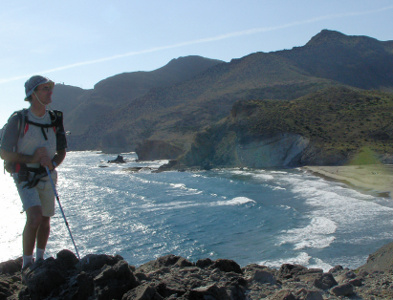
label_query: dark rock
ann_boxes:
[137,254,193,273]
[156,281,186,298]
[108,155,126,163]
[313,273,338,290]
[0,257,22,275]
[59,271,94,299]
[0,278,12,299]
[278,264,308,279]
[4,243,393,299]
[248,269,277,285]
[329,265,343,273]
[330,282,354,296]
[349,278,363,286]
[296,289,324,300]
[78,253,124,272]
[156,160,180,172]
[57,249,79,269]
[188,283,229,300]
[122,283,163,300]
[126,167,144,173]
[270,289,297,300]
[23,257,67,297]
[195,258,213,269]
[211,259,242,274]
[94,260,139,300]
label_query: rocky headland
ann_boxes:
[2,241,393,300]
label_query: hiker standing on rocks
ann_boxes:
[0,75,67,270]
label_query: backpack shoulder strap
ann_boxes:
[49,110,63,129]
[18,109,29,138]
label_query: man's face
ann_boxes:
[33,82,54,105]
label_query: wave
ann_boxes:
[214,197,256,206]
[260,252,312,269]
[279,217,337,250]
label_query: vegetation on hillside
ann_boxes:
[231,87,393,158]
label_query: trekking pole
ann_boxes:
[45,167,80,260]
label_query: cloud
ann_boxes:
[1,4,392,85]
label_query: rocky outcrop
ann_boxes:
[179,127,318,169]
[2,242,393,299]
[135,140,184,161]
[233,133,310,168]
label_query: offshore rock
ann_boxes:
[108,155,126,163]
[3,243,393,299]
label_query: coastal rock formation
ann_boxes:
[233,133,309,168]
[108,155,126,163]
[2,241,393,299]
[135,140,184,161]
[175,87,393,169]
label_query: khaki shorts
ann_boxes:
[13,171,57,217]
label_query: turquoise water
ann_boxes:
[1,151,393,271]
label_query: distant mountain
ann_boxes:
[278,30,393,90]
[52,56,223,136]
[52,30,393,157]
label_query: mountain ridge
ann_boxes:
[51,30,393,161]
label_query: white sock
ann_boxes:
[22,255,34,268]
[36,248,45,260]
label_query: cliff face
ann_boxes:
[181,131,311,169]
[234,133,309,168]
[179,128,346,169]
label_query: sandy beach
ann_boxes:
[303,164,393,198]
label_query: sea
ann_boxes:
[1,151,393,271]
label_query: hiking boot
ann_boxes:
[21,263,33,284]
[21,258,45,284]
[32,258,45,270]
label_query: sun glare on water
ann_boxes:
[0,171,25,262]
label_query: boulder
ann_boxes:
[94,260,139,300]
[330,283,354,297]
[313,273,338,290]
[0,257,22,274]
[210,258,243,274]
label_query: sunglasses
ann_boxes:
[36,83,54,92]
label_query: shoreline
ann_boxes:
[303,164,393,198]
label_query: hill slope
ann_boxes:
[179,87,393,168]
[52,56,223,137]
[52,30,393,156]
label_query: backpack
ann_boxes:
[1,109,63,173]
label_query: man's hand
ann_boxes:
[35,147,53,169]
[33,147,49,164]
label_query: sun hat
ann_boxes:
[24,75,54,101]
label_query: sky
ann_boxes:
[0,1,392,126]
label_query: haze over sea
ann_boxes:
[1,151,393,271]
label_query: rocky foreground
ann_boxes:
[2,242,393,300]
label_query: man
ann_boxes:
[0,75,67,270]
